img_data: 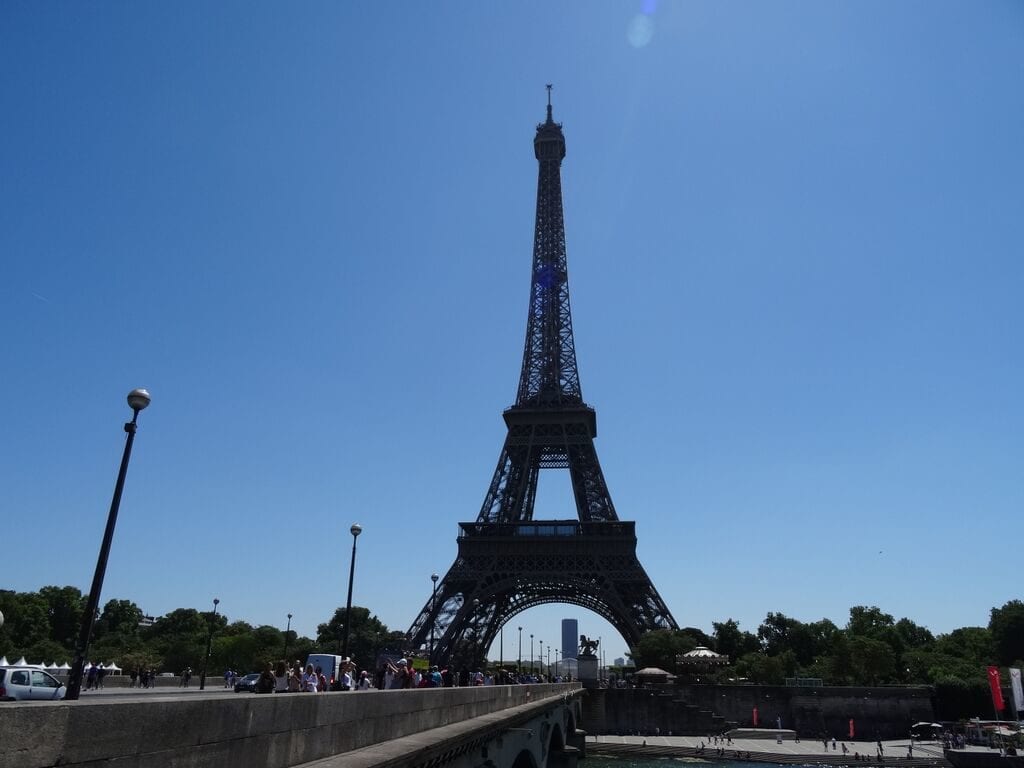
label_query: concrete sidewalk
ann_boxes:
[587,735,953,766]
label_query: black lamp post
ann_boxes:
[283,613,293,659]
[530,633,534,675]
[518,626,522,672]
[471,598,480,669]
[341,523,362,660]
[430,573,439,662]
[199,597,220,690]
[66,388,151,701]
[540,639,544,675]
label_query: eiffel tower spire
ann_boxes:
[478,93,617,524]
[518,88,581,407]
[405,94,677,668]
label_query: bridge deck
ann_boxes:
[296,690,582,768]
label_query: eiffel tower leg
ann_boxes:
[478,431,540,523]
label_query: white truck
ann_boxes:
[305,654,348,690]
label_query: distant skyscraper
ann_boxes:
[562,618,578,660]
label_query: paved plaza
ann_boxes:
[587,734,962,766]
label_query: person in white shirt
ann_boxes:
[339,661,353,691]
[302,664,319,692]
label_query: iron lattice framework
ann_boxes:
[407,94,677,669]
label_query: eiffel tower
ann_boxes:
[407,90,678,668]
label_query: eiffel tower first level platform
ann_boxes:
[406,90,677,668]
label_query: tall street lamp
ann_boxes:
[539,640,544,674]
[530,633,534,675]
[555,648,560,677]
[430,573,439,662]
[66,388,151,701]
[199,597,220,690]
[518,626,523,672]
[283,613,293,659]
[341,523,362,660]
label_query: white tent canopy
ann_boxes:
[13,657,28,666]
[58,662,71,670]
[0,656,8,666]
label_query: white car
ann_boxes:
[0,666,67,701]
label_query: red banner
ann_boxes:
[753,706,759,726]
[988,666,1005,711]
[849,719,855,739]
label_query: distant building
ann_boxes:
[138,614,158,628]
[614,657,625,667]
[561,618,578,660]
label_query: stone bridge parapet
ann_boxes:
[0,683,583,768]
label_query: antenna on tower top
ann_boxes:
[546,84,553,121]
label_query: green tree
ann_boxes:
[26,638,72,665]
[628,629,689,670]
[735,651,791,685]
[895,617,934,651]
[989,600,1024,666]
[847,605,896,637]
[712,619,759,661]
[849,636,895,684]
[38,585,85,649]
[93,599,143,640]
[758,612,800,656]
[787,619,839,667]
[0,590,51,657]
[934,626,993,667]
[142,608,213,672]
[316,606,396,667]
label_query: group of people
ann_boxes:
[234,656,568,695]
[375,659,562,689]
[81,663,109,690]
[128,667,159,688]
[250,659,366,694]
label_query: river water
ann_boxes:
[582,759,757,768]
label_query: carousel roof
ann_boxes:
[635,667,672,677]
[677,646,729,664]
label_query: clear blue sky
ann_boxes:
[2,1,1021,665]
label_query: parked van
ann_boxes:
[305,654,347,690]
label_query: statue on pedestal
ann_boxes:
[578,635,599,657]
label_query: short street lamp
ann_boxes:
[518,626,523,672]
[430,573,439,662]
[283,613,293,659]
[341,523,362,660]
[199,598,220,690]
[67,388,151,701]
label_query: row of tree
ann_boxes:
[0,587,405,676]
[2,587,1021,699]
[627,601,1024,719]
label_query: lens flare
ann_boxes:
[627,14,654,48]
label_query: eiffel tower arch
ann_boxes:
[407,92,678,669]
